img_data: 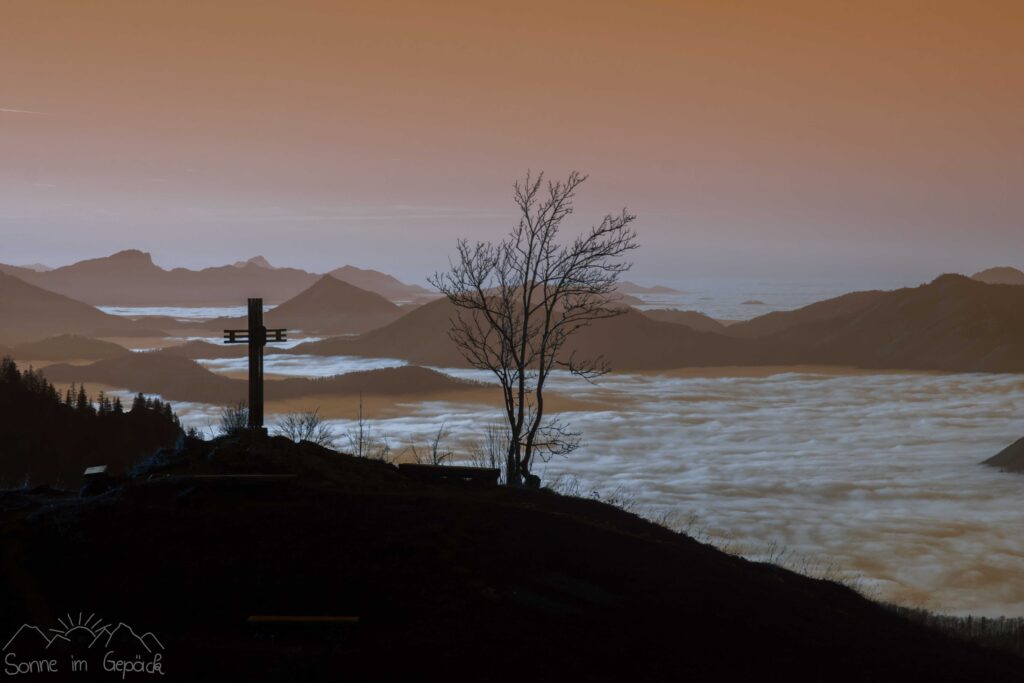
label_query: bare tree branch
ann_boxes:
[429,171,638,485]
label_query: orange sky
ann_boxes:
[1,1,1022,284]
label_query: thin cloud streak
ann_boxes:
[0,107,46,114]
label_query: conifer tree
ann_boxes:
[76,384,91,413]
[0,357,18,384]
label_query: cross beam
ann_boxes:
[224,298,287,431]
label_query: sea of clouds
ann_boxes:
[157,359,1024,617]
[98,305,272,322]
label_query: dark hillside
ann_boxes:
[0,435,1019,681]
[0,358,180,485]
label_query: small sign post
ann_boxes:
[223,298,287,431]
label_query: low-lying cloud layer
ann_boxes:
[172,363,1024,616]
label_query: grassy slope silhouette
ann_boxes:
[0,435,1019,682]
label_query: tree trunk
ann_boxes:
[506,436,522,486]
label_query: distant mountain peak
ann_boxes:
[17,263,51,272]
[616,280,682,295]
[233,256,273,269]
[287,273,393,303]
[971,266,1024,286]
[327,264,432,301]
[334,264,383,276]
[929,273,973,287]
[311,273,352,288]
[108,249,154,264]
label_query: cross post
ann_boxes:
[223,298,287,432]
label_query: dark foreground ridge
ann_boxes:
[1,436,1021,682]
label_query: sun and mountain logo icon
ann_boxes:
[3,613,164,654]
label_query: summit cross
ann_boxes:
[223,298,287,431]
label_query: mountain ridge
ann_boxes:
[0,270,164,345]
[292,275,1024,373]
[972,266,1024,286]
[205,275,403,335]
[0,251,437,306]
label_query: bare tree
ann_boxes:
[274,408,336,448]
[344,395,393,461]
[218,402,249,437]
[407,423,453,465]
[467,421,510,483]
[430,171,638,486]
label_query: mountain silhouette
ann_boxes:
[983,437,1024,471]
[232,255,274,269]
[616,280,681,295]
[328,265,432,301]
[972,266,1024,286]
[0,250,319,306]
[732,274,1024,372]
[0,251,440,306]
[157,340,250,359]
[293,275,1024,373]
[639,309,726,333]
[41,353,477,404]
[10,334,130,361]
[206,275,403,335]
[0,270,163,345]
[292,298,774,370]
[293,297,468,366]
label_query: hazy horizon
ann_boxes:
[0,245,984,292]
[3,1,1022,283]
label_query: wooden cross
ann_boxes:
[223,298,287,431]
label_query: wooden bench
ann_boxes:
[398,464,500,486]
[248,616,359,624]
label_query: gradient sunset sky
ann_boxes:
[2,1,1021,285]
